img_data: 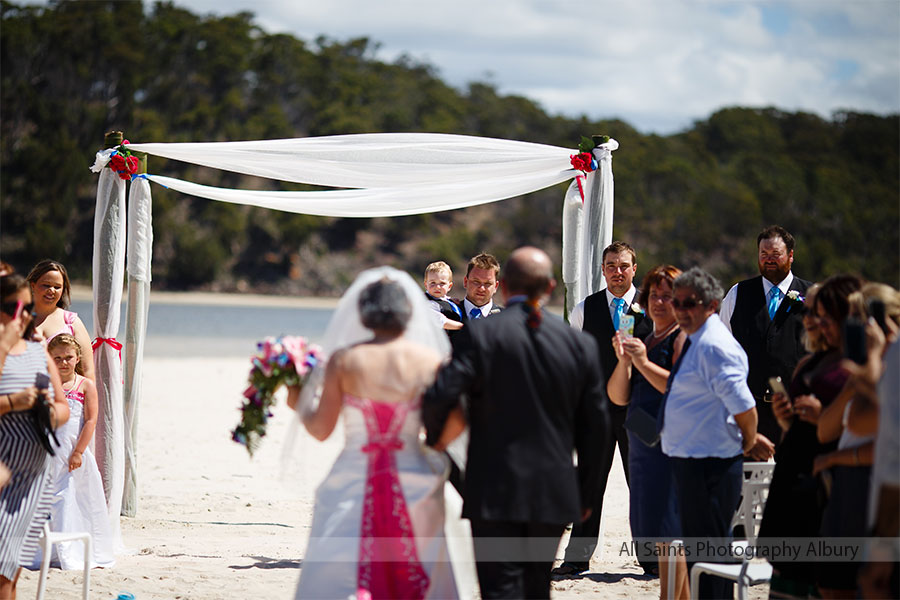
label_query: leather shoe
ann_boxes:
[551,562,588,576]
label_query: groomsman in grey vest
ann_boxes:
[719,225,812,449]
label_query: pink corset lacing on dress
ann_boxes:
[345,395,430,600]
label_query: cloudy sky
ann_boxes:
[150,1,900,133]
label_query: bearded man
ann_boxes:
[719,225,813,446]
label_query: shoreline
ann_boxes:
[70,284,341,309]
[70,284,566,315]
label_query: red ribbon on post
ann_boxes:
[92,337,123,363]
[575,174,585,203]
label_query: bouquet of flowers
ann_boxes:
[108,142,141,180]
[232,335,323,457]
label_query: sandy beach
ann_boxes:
[13,289,767,599]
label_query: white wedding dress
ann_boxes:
[295,394,476,600]
[30,375,115,569]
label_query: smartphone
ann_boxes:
[618,314,635,339]
[768,376,789,401]
[842,316,867,365]
[868,298,888,335]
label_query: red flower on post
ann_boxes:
[570,152,594,173]
[107,144,141,180]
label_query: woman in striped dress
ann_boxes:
[0,273,67,599]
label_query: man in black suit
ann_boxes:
[455,252,503,320]
[424,246,608,599]
[719,225,811,448]
[554,240,652,575]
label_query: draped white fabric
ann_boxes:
[91,168,126,539]
[127,134,573,189]
[562,140,617,318]
[125,134,615,307]
[90,133,618,521]
[146,170,573,218]
[122,176,153,516]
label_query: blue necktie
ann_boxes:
[469,307,482,320]
[767,287,782,320]
[657,338,692,433]
[612,297,627,330]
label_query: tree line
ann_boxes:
[2,0,897,296]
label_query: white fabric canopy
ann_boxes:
[127,134,573,188]
[90,132,617,519]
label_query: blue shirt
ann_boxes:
[661,314,756,458]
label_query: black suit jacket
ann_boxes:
[424,303,608,525]
[581,290,652,390]
[730,275,813,441]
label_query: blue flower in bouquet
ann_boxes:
[232,335,323,457]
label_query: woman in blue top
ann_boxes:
[608,265,687,600]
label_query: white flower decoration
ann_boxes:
[786,290,804,302]
[631,302,644,314]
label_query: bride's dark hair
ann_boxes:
[358,278,412,332]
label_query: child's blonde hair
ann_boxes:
[424,261,453,281]
[47,333,84,376]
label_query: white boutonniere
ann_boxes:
[786,290,804,303]
[630,302,644,315]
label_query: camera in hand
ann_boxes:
[29,372,59,455]
[842,316,867,365]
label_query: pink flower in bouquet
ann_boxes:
[232,335,323,456]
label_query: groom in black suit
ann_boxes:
[555,240,653,575]
[424,246,608,599]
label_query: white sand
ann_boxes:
[14,355,766,600]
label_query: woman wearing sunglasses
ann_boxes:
[607,264,688,599]
[0,273,68,600]
[26,259,95,381]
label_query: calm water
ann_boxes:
[70,300,335,358]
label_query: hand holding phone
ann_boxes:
[618,314,635,339]
[768,376,789,399]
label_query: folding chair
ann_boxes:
[34,521,91,600]
[730,461,775,544]
[689,543,772,600]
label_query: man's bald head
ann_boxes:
[502,247,555,300]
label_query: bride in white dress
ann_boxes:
[287,267,475,600]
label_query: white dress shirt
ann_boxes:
[569,285,637,330]
[720,272,795,333]
[660,314,756,458]
[463,298,494,319]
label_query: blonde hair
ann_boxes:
[47,333,84,376]
[849,282,900,329]
[424,261,453,280]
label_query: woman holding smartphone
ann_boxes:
[608,265,688,600]
[758,275,862,598]
[0,273,68,600]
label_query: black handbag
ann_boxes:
[29,373,60,456]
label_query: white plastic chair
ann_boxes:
[730,461,775,544]
[689,542,773,600]
[34,521,91,600]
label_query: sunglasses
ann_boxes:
[0,301,34,317]
[671,298,704,310]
